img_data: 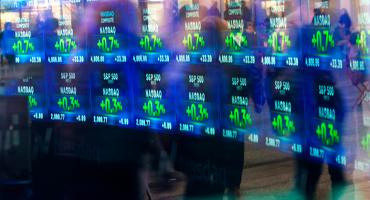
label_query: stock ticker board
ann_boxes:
[260,0,301,68]
[302,0,345,70]
[10,17,44,64]
[356,0,370,172]
[265,69,305,154]
[306,73,347,166]
[0,0,369,169]
[87,1,129,64]
[132,1,171,64]
[218,0,257,66]
[45,3,86,64]
[175,1,216,64]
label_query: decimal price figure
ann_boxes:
[268,31,291,52]
[28,96,38,108]
[97,36,120,53]
[229,108,252,128]
[316,122,339,146]
[57,96,80,111]
[55,37,77,53]
[361,133,370,156]
[100,97,123,114]
[356,30,370,55]
[311,30,335,53]
[272,114,295,136]
[12,39,35,54]
[182,33,205,51]
[186,103,208,122]
[225,32,247,51]
[143,100,166,117]
[139,35,163,52]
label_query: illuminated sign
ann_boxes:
[260,0,301,68]
[91,67,131,126]
[178,68,216,136]
[87,2,128,64]
[175,1,215,64]
[220,67,260,142]
[10,17,44,64]
[265,69,305,153]
[303,0,344,70]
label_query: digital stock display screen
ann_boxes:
[261,0,305,153]
[132,0,175,131]
[11,16,44,64]
[45,3,86,64]
[175,0,216,64]
[219,0,257,66]
[47,67,90,123]
[358,89,370,172]
[91,66,132,126]
[133,67,176,131]
[0,0,369,170]
[87,1,128,64]
[177,68,217,136]
[132,0,171,64]
[219,67,260,142]
[351,0,370,72]
[6,72,46,121]
[260,0,301,68]
[354,0,370,173]
[265,69,305,153]
[303,0,344,70]
[306,73,347,166]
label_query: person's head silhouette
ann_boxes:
[4,22,12,31]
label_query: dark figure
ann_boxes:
[347,32,367,90]
[208,1,221,17]
[174,2,264,198]
[304,72,348,200]
[294,12,353,200]
[0,22,16,65]
[339,9,352,31]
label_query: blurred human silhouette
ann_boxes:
[0,22,15,66]
[299,8,355,200]
[208,1,221,17]
[338,9,352,32]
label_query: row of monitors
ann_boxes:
[0,1,369,171]
[5,63,370,172]
[1,0,369,69]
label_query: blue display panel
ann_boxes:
[219,66,261,142]
[47,66,90,123]
[265,69,306,153]
[260,0,305,153]
[356,88,370,172]
[258,0,301,69]
[351,0,370,72]
[351,0,370,172]
[1,0,31,10]
[133,66,176,131]
[177,67,218,136]
[0,0,368,172]
[86,1,129,64]
[302,0,344,70]
[174,1,216,64]
[306,72,347,166]
[132,0,171,64]
[131,0,175,131]
[9,17,44,64]
[351,34,369,72]
[4,68,46,121]
[218,0,257,66]
[91,66,132,126]
[45,3,86,64]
